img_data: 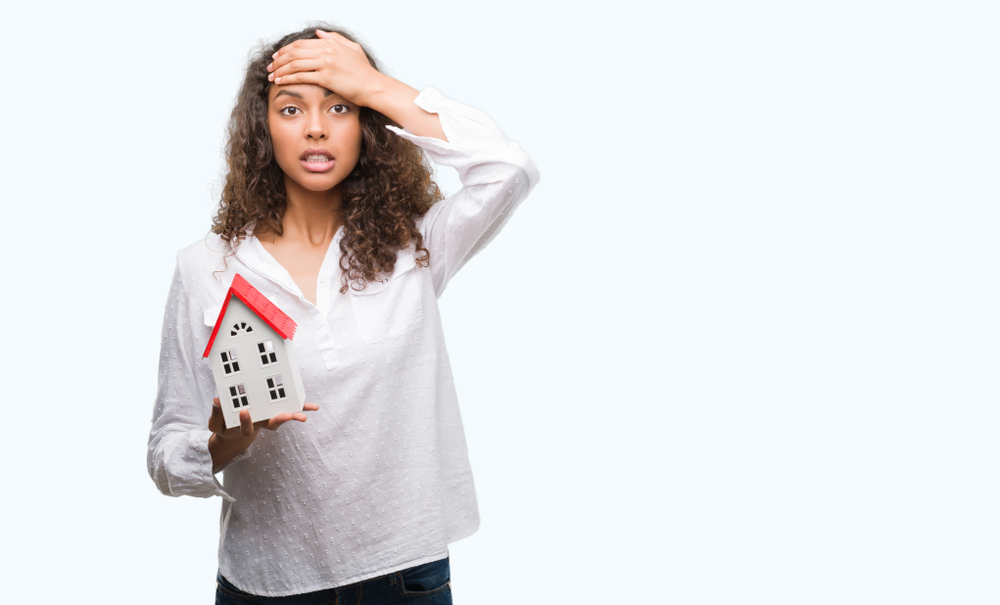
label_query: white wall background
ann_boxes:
[1,1,997,603]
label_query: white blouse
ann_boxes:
[147,87,539,596]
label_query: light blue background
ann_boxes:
[1,1,997,603]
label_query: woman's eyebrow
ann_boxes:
[273,89,339,100]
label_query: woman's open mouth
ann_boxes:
[300,149,336,172]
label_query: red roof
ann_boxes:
[202,273,298,358]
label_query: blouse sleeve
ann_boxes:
[147,259,244,501]
[387,87,540,297]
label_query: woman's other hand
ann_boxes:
[208,397,320,472]
[267,30,382,107]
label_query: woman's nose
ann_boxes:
[305,114,327,139]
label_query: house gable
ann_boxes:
[203,273,297,358]
[208,298,285,378]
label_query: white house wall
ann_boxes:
[208,297,305,429]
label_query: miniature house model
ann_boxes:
[203,274,305,429]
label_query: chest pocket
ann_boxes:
[349,252,424,344]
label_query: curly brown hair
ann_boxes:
[211,24,442,292]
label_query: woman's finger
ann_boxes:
[315,30,349,45]
[271,38,327,64]
[208,398,224,434]
[270,47,311,70]
[272,44,341,73]
[271,35,356,72]
[315,30,357,49]
[272,71,323,86]
[217,400,317,435]
[269,51,320,77]
[274,38,327,55]
[239,409,254,437]
[269,59,325,81]
[244,404,318,433]
[265,413,293,431]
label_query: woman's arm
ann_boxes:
[388,89,540,295]
[267,30,447,141]
[148,263,235,499]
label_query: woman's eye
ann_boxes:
[330,104,349,115]
[279,106,300,116]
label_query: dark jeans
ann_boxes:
[215,557,452,604]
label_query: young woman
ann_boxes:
[147,24,538,603]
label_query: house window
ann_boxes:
[220,349,241,375]
[228,384,249,409]
[258,340,278,365]
[265,375,287,401]
[230,321,255,338]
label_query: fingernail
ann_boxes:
[268,73,274,81]
[274,76,282,83]
[272,51,278,58]
[266,62,273,71]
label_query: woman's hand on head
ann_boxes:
[267,30,384,107]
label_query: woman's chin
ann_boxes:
[287,173,346,194]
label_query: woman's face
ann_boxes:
[267,83,363,195]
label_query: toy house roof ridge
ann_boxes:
[202,274,298,358]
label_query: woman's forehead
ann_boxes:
[269,83,348,104]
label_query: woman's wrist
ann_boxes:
[209,431,255,473]
[363,76,448,142]
[356,71,394,109]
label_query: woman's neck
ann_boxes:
[272,178,343,246]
